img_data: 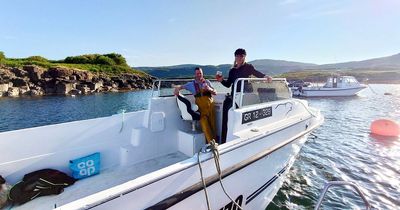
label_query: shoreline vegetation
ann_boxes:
[1,51,398,98]
[0,52,154,98]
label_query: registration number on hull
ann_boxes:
[242,107,272,124]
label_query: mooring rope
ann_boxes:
[197,139,243,210]
[367,84,378,95]
[364,79,378,95]
[197,147,211,210]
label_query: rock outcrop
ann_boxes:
[0,65,154,97]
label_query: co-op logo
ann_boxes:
[77,159,96,176]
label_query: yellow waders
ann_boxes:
[195,91,216,144]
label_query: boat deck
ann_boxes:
[11,152,189,210]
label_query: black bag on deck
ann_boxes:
[0,175,11,209]
[8,169,76,205]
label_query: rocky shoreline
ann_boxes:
[0,65,155,97]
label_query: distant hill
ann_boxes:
[136,53,400,78]
[135,64,232,78]
[316,53,400,70]
[249,59,317,75]
[136,60,316,78]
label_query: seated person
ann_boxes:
[174,67,217,144]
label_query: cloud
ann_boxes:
[315,9,346,17]
[168,18,176,23]
[124,54,140,59]
[3,35,17,40]
[279,0,298,6]
[289,8,347,19]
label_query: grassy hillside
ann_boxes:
[136,53,400,79]
[138,63,400,83]
[0,52,146,76]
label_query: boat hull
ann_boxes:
[59,115,320,210]
[1,79,324,210]
[293,86,366,97]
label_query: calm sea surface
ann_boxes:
[1,84,399,209]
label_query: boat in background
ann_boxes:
[288,80,311,89]
[0,78,323,210]
[292,75,367,97]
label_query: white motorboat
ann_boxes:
[292,76,367,97]
[0,78,323,210]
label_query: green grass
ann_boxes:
[0,54,147,76]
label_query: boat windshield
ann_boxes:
[233,78,291,109]
[151,79,230,97]
[324,76,360,88]
[343,76,360,84]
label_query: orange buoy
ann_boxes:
[370,119,400,137]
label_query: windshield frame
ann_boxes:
[232,78,290,110]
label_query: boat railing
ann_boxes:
[151,78,292,108]
[232,78,290,109]
[152,79,193,97]
[151,79,230,97]
[314,181,372,210]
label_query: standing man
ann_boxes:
[174,67,217,144]
[216,48,272,143]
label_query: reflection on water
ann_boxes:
[0,84,399,209]
[268,84,400,210]
[0,90,152,132]
[370,134,399,147]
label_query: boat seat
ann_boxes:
[242,93,260,106]
[176,93,200,131]
[258,88,277,102]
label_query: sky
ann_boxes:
[1,0,399,67]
